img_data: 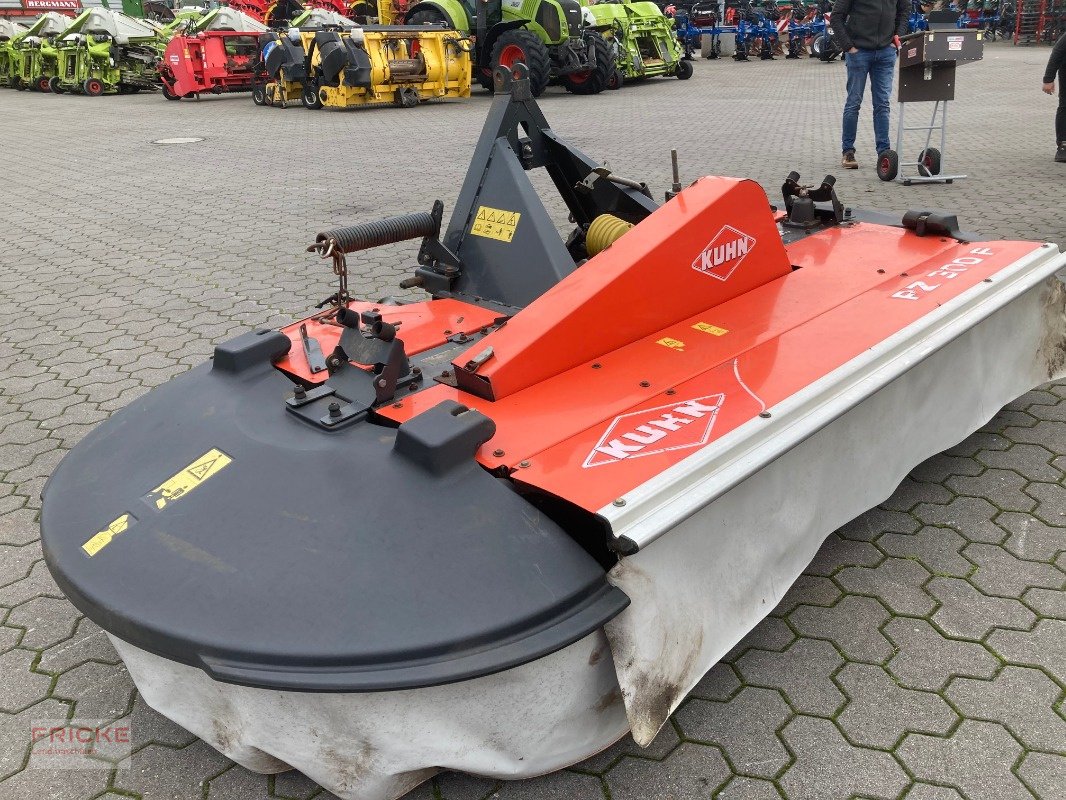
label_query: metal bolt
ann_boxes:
[877,268,886,274]
[293,385,306,400]
[518,460,531,468]
[328,402,342,418]
[983,278,993,283]
[392,402,403,408]
[640,381,651,388]
[492,448,505,457]
[612,498,626,507]
[377,378,386,388]
[759,411,772,419]
[444,329,453,335]
[441,369,451,378]
[665,389,676,396]
[901,272,909,277]
[592,363,602,369]
[412,367,422,375]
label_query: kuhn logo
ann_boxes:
[583,395,725,468]
[692,226,756,281]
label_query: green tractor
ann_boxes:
[6,12,70,91]
[50,8,166,96]
[393,0,615,95]
[586,0,690,88]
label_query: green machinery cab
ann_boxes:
[50,8,166,96]
[585,0,690,87]
[6,12,70,91]
[391,0,615,95]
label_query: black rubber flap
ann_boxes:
[41,331,629,692]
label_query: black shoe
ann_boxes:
[1057,143,1066,163]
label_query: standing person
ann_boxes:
[830,0,908,168]
[1043,32,1066,163]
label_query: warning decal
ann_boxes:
[692,322,729,336]
[471,206,521,242]
[143,448,233,511]
[82,513,135,558]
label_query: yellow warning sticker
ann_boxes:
[656,337,686,351]
[470,205,521,242]
[143,448,233,512]
[692,322,729,336]
[82,513,134,558]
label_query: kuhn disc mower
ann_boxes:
[41,65,1066,800]
[51,9,166,95]
[159,8,268,100]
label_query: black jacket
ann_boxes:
[830,0,908,52]
[1044,33,1066,84]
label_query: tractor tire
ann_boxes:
[675,58,693,79]
[49,77,64,94]
[83,78,104,96]
[161,82,180,100]
[11,76,24,90]
[490,29,550,97]
[408,8,447,25]
[607,68,624,90]
[562,31,612,95]
[36,75,51,92]
[301,82,323,109]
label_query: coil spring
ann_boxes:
[315,211,437,255]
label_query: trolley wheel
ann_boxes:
[36,75,51,92]
[876,149,898,182]
[83,77,104,96]
[675,59,693,79]
[607,68,624,90]
[301,82,322,109]
[252,84,267,106]
[49,77,65,94]
[917,147,941,177]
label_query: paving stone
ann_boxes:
[735,639,845,716]
[770,575,841,617]
[881,478,954,513]
[0,508,41,547]
[777,716,908,800]
[1003,421,1066,454]
[1025,481,1066,528]
[0,697,71,779]
[987,619,1066,686]
[724,617,795,661]
[1017,752,1066,799]
[0,648,52,713]
[788,595,893,664]
[272,769,323,800]
[0,625,21,652]
[835,663,957,749]
[1022,586,1066,618]
[714,776,782,800]
[207,765,273,799]
[945,470,1035,513]
[977,443,1061,483]
[910,454,984,483]
[996,511,1066,562]
[674,687,791,779]
[36,617,121,674]
[902,785,966,800]
[5,596,81,650]
[436,771,502,800]
[946,431,1010,458]
[964,543,1064,598]
[488,769,604,800]
[896,720,1030,800]
[884,618,1000,691]
[876,527,972,578]
[0,765,110,799]
[112,740,234,800]
[573,723,679,774]
[689,663,741,702]
[927,577,1036,640]
[913,497,1006,544]
[604,742,730,800]
[946,666,1066,752]
[804,535,882,577]
[835,557,935,616]
[0,560,63,607]
[836,507,921,542]
[52,661,135,721]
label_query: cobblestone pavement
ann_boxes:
[1,40,1064,800]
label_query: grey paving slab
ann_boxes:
[0,40,1063,800]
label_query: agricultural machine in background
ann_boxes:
[587,0,690,87]
[5,12,69,91]
[388,0,615,95]
[253,18,470,109]
[0,19,27,86]
[49,8,167,95]
[159,7,268,99]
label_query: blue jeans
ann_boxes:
[842,46,896,155]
